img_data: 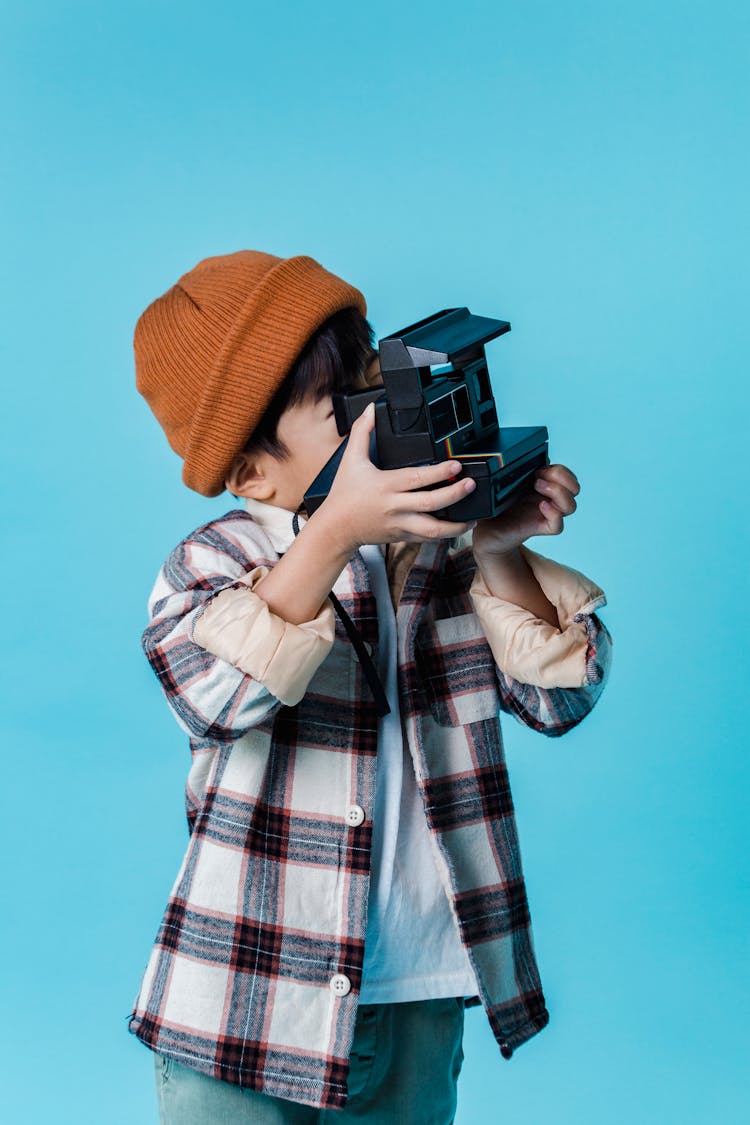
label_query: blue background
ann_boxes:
[2,2,748,1121]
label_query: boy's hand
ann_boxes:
[471,463,580,560]
[320,403,479,553]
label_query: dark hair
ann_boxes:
[241,307,376,462]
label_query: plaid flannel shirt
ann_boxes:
[129,509,612,1110]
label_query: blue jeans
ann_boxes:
[154,997,465,1123]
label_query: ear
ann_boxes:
[225,451,275,500]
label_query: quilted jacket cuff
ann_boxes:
[192,566,336,706]
[469,546,607,689]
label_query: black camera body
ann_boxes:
[303,306,549,523]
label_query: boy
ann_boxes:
[130,249,612,1123]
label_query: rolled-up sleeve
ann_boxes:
[470,546,607,688]
[469,545,613,737]
[192,566,335,706]
[141,515,336,742]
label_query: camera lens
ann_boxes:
[454,386,472,428]
[429,394,457,442]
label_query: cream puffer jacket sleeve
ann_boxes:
[469,545,607,689]
[192,565,336,707]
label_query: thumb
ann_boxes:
[346,401,376,462]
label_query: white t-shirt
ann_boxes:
[358,543,479,1003]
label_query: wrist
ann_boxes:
[473,544,561,629]
[473,541,524,567]
[306,499,359,563]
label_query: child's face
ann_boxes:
[228,360,382,513]
[266,393,353,512]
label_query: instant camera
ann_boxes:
[303,307,549,523]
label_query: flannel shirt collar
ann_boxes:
[243,496,390,565]
[243,496,307,555]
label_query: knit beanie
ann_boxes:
[134,250,367,496]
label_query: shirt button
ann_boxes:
[346,805,366,827]
[329,974,351,997]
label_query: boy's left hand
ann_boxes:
[471,463,580,558]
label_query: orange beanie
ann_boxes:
[134,250,367,496]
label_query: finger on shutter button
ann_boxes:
[329,973,351,997]
[346,805,366,827]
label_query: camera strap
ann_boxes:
[292,506,391,718]
[326,591,391,718]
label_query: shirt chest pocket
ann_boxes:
[415,612,500,727]
[299,629,357,724]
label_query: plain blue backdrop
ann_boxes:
[2,2,748,1122]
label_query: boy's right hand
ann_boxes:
[319,402,478,553]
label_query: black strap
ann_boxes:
[292,506,391,718]
[327,590,391,717]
